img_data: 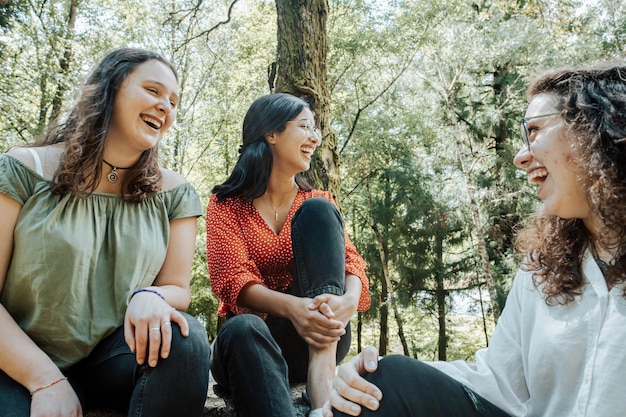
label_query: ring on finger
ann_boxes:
[149,327,161,332]
[162,321,171,327]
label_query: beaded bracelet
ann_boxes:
[130,288,165,301]
[30,376,68,397]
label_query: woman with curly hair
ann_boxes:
[324,62,626,417]
[0,48,210,417]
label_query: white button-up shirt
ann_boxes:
[429,250,626,417]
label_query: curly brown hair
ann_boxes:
[515,63,626,304]
[35,48,178,203]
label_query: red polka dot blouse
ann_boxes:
[206,189,370,317]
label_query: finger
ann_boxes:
[308,294,332,310]
[329,388,363,416]
[334,374,381,412]
[309,313,344,330]
[170,309,189,336]
[322,400,334,417]
[317,302,335,318]
[123,315,136,353]
[134,325,150,365]
[160,320,173,359]
[304,333,340,348]
[147,323,162,367]
[362,346,380,373]
[336,361,383,402]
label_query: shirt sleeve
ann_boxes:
[163,182,203,221]
[205,194,266,316]
[0,154,37,204]
[312,190,371,312]
[426,269,530,416]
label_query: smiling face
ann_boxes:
[266,108,321,175]
[106,60,179,159]
[514,93,590,220]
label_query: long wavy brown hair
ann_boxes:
[34,48,178,203]
[515,63,626,304]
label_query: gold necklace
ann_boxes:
[266,187,297,221]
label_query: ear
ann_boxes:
[265,132,277,145]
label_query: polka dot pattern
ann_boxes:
[206,189,370,316]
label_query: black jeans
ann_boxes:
[211,197,352,417]
[333,355,513,417]
[0,312,210,417]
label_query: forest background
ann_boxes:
[1,0,624,362]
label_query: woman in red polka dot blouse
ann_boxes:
[206,93,371,417]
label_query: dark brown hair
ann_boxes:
[36,47,178,203]
[515,63,626,304]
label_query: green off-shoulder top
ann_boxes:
[0,154,202,370]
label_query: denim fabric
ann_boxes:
[210,197,352,417]
[0,313,210,417]
[333,355,512,417]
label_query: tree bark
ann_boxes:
[49,0,79,124]
[273,0,340,199]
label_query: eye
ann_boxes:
[169,99,178,109]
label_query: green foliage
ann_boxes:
[1,0,624,358]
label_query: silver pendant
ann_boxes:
[107,168,119,184]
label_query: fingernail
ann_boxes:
[150,360,157,367]
[350,404,360,413]
[367,360,376,368]
[368,399,379,409]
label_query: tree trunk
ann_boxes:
[49,0,79,124]
[372,223,409,357]
[434,231,447,361]
[273,0,340,198]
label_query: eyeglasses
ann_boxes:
[287,121,322,144]
[520,112,561,151]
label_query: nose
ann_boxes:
[513,144,532,169]
[309,128,322,145]
[157,98,173,114]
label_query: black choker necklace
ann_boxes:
[102,159,132,184]
[595,258,610,275]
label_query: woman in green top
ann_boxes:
[0,48,210,417]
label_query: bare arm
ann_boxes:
[124,215,199,367]
[0,193,81,416]
[237,283,346,349]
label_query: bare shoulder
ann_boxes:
[160,167,190,190]
[6,145,62,179]
[6,147,35,167]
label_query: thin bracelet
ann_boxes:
[130,288,165,302]
[30,376,68,397]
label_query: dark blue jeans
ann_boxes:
[211,198,352,417]
[0,312,210,417]
[333,355,512,417]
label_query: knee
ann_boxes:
[293,198,342,228]
[217,314,272,346]
[170,313,211,366]
[365,355,420,387]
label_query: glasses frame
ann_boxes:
[286,121,322,144]
[520,112,561,151]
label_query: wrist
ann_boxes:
[130,287,165,302]
[30,376,68,397]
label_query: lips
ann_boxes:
[141,114,163,129]
[528,167,548,184]
[301,146,315,157]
